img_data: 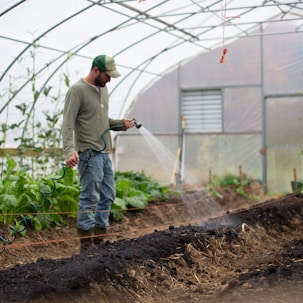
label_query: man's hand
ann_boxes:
[123,118,135,130]
[65,152,79,167]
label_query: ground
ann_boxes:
[1,182,303,303]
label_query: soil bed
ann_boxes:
[1,185,303,303]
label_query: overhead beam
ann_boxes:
[116,1,200,40]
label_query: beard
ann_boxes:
[94,76,106,87]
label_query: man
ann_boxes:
[62,54,134,252]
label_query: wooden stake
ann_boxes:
[170,148,181,185]
[239,165,243,182]
[293,168,297,191]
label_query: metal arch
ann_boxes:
[95,0,206,46]
[0,0,303,118]
[193,9,262,44]
[0,1,98,83]
[115,1,199,40]
[91,1,227,116]
[1,0,173,117]
[106,0,228,105]
[152,1,303,20]
[115,20,303,118]
[0,0,210,115]
[10,12,140,129]
[0,1,138,114]
[116,39,194,118]
[110,6,301,116]
[0,0,26,17]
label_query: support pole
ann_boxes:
[170,148,182,185]
[180,115,185,182]
[239,165,243,182]
[293,168,297,191]
[260,23,268,193]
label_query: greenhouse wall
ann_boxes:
[115,21,303,194]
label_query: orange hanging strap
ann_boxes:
[219,0,240,64]
[220,0,227,63]
[219,47,227,64]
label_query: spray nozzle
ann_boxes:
[133,118,142,129]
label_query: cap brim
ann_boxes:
[106,70,121,78]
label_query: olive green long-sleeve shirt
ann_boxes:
[62,78,125,158]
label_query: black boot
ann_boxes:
[77,228,95,252]
[94,227,107,246]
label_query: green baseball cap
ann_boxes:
[92,55,121,78]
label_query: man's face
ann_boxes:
[94,70,111,87]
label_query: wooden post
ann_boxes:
[170,148,181,185]
[293,168,297,191]
[209,169,212,184]
[239,165,243,182]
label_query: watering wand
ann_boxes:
[109,118,142,131]
[132,118,142,129]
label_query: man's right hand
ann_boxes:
[65,152,79,167]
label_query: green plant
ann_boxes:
[111,171,172,221]
[0,43,68,176]
[204,174,223,198]
[0,156,77,233]
[206,172,253,199]
[40,165,79,217]
[0,155,41,227]
[0,157,174,232]
[233,178,253,198]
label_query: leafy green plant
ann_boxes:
[233,178,252,198]
[0,155,41,227]
[204,185,223,198]
[217,172,240,187]
[0,157,174,232]
[0,156,78,233]
[206,171,253,199]
[111,171,172,221]
[37,165,80,228]
[204,174,224,198]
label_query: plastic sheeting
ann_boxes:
[118,20,303,193]
[0,1,303,193]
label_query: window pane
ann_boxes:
[182,90,223,133]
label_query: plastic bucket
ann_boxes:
[291,181,302,192]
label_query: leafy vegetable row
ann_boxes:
[0,155,172,233]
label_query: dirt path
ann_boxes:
[1,187,303,303]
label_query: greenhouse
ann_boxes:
[1,0,303,194]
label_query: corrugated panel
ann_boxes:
[181,90,223,133]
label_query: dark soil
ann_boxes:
[1,183,303,303]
